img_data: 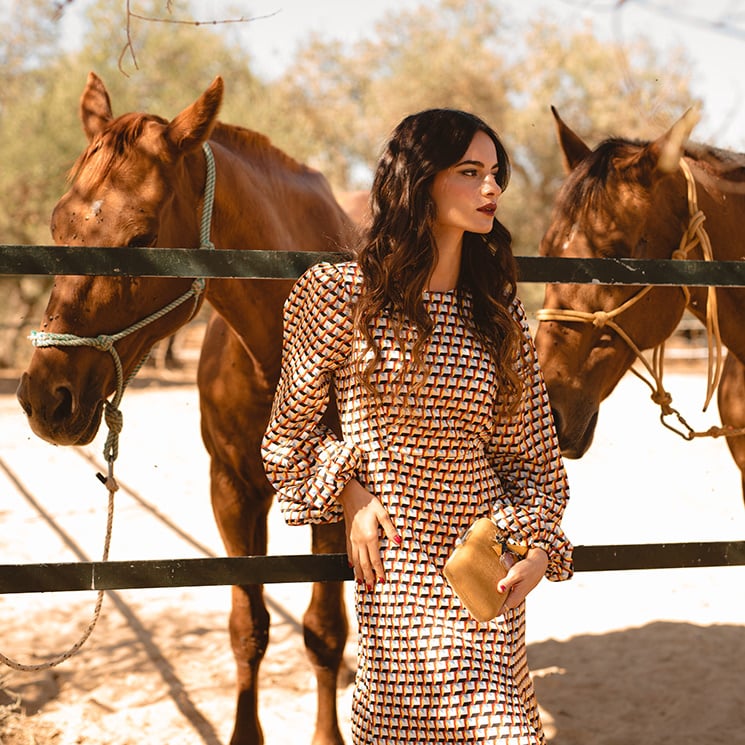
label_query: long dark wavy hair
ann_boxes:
[353,108,524,415]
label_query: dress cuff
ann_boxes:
[531,528,574,582]
[276,435,362,525]
[315,436,362,504]
[490,506,574,582]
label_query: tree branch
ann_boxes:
[113,1,281,76]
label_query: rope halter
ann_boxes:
[29,141,217,481]
[1,142,217,673]
[536,157,737,442]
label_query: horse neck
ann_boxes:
[202,131,353,364]
[206,128,353,253]
[684,156,745,262]
[679,157,745,363]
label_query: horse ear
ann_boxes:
[552,106,591,172]
[166,76,224,154]
[649,106,701,173]
[80,71,113,142]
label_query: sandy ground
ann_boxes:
[1,362,744,744]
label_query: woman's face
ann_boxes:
[430,130,502,243]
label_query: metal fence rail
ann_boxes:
[2,243,744,594]
[0,541,744,595]
[3,245,745,285]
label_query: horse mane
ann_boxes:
[209,122,317,176]
[562,138,640,224]
[68,114,318,191]
[564,136,745,225]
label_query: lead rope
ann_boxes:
[0,142,216,671]
[673,158,723,411]
[536,157,744,442]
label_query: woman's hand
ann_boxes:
[338,478,401,589]
[498,546,549,611]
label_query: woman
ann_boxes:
[261,109,573,744]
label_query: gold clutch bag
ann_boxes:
[443,517,528,622]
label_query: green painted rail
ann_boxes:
[2,243,744,594]
[2,245,745,285]
[0,541,744,594]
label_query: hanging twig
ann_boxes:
[118,1,280,76]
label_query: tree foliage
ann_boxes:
[0,0,698,363]
[258,0,695,301]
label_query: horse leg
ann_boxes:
[223,509,272,745]
[716,350,745,505]
[304,521,349,745]
[301,394,350,745]
[199,315,274,745]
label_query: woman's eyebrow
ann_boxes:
[454,159,500,170]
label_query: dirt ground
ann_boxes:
[1,361,744,745]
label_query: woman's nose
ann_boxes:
[482,174,501,196]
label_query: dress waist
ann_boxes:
[366,438,487,464]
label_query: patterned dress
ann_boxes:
[261,261,573,744]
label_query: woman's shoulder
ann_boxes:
[294,260,362,301]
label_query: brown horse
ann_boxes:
[16,72,359,745]
[534,107,745,503]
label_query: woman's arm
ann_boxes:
[261,263,360,525]
[487,298,574,582]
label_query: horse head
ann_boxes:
[17,72,223,446]
[534,107,699,457]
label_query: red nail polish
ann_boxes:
[393,535,402,545]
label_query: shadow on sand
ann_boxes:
[530,621,745,745]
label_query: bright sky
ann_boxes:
[53,0,744,148]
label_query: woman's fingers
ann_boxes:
[499,547,549,610]
[379,510,403,548]
[352,536,400,588]
[355,521,384,587]
[349,520,400,588]
[339,479,403,589]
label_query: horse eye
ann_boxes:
[603,240,631,258]
[127,234,156,248]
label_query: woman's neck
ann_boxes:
[428,233,463,291]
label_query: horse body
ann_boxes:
[17,72,356,745]
[534,107,745,502]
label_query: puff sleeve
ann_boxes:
[486,298,574,582]
[261,262,361,525]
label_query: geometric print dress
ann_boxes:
[261,261,573,744]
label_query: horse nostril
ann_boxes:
[51,385,74,422]
[17,373,79,430]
